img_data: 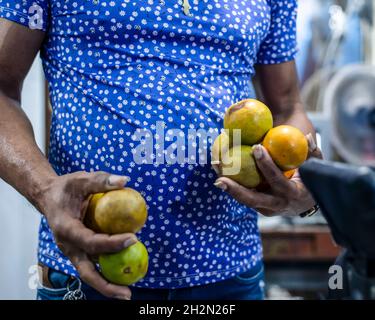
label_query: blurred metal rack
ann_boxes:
[261,225,340,262]
[261,225,341,299]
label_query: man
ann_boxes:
[0,0,319,300]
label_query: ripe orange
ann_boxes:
[283,169,296,179]
[84,188,148,234]
[224,99,273,145]
[211,131,231,165]
[263,125,308,171]
[84,193,105,232]
[222,145,262,188]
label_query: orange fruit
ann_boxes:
[211,131,231,165]
[222,145,262,188]
[283,169,296,179]
[224,99,273,145]
[84,193,105,231]
[263,125,308,171]
[84,188,148,234]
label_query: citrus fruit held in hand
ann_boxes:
[283,169,296,179]
[222,145,262,188]
[263,125,308,171]
[85,188,148,234]
[84,192,105,232]
[99,241,149,286]
[211,131,230,166]
[224,99,273,145]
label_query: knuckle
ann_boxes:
[65,173,88,191]
[94,171,109,180]
[238,193,256,207]
[77,267,89,281]
[74,261,85,275]
[101,283,115,297]
[267,174,282,186]
[226,186,241,198]
[51,218,66,239]
[70,171,87,182]
[244,199,256,208]
[63,178,75,191]
[91,171,110,186]
[85,239,98,255]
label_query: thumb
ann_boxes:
[306,133,323,159]
[81,171,130,195]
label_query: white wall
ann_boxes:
[0,57,45,300]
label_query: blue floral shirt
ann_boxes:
[0,0,297,288]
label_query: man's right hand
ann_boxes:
[0,21,136,300]
[39,171,137,300]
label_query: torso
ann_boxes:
[38,0,271,288]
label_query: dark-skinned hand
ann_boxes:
[214,133,323,217]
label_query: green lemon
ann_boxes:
[99,241,149,286]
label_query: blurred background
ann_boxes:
[260,0,375,300]
[1,0,375,299]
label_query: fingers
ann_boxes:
[57,218,138,255]
[73,171,130,196]
[73,256,132,300]
[252,145,292,194]
[214,177,286,211]
[306,133,323,159]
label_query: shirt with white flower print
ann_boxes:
[0,0,297,288]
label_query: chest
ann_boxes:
[48,0,271,55]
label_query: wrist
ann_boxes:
[299,203,320,218]
[288,178,316,217]
[28,172,59,215]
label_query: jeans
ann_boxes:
[37,264,265,300]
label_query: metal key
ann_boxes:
[63,278,86,300]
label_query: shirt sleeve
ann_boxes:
[256,0,298,65]
[0,0,49,31]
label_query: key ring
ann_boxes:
[63,277,86,300]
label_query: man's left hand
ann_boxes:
[214,134,322,217]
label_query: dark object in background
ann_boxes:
[300,158,375,299]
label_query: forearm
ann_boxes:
[0,91,57,212]
[254,62,316,138]
[273,101,316,137]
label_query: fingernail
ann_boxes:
[214,180,227,191]
[306,134,317,152]
[115,295,131,300]
[108,175,130,186]
[123,237,137,248]
[253,145,264,160]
